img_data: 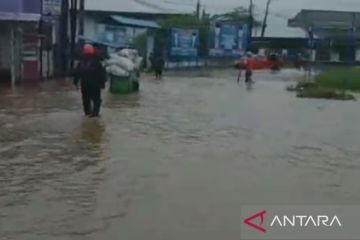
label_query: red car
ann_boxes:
[235,54,281,70]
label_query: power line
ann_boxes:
[133,0,294,22]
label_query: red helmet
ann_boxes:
[83,43,95,56]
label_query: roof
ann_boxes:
[263,14,305,38]
[110,15,159,28]
[85,0,193,14]
[0,12,40,22]
[289,9,360,38]
[289,9,360,29]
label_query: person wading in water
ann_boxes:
[74,44,106,117]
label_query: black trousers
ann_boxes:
[155,67,163,79]
[81,87,102,116]
[245,70,252,83]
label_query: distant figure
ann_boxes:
[174,32,179,48]
[153,56,165,79]
[149,53,154,70]
[238,28,243,48]
[192,32,197,48]
[237,53,253,84]
[214,24,221,49]
[244,53,253,84]
[74,44,106,117]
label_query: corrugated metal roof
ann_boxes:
[264,15,305,38]
[0,12,40,22]
[288,10,360,38]
[85,0,193,14]
[289,9,360,28]
[111,15,159,28]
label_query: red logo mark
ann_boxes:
[243,210,267,233]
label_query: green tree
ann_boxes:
[212,7,261,27]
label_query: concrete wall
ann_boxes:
[356,48,360,62]
[0,0,41,14]
[0,0,21,13]
[126,27,147,43]
[22,0,41,14]
[0,24,11,70]
[41,50,54,78]
[330,50,340,62]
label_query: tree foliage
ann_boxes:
[212,7,261,27]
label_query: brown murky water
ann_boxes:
[1,70,360,240]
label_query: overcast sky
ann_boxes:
[86,0,360,37]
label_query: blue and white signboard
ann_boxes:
[209,22,248,57]
[170,28,199,58]
[42,0,61,16]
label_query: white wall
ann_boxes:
[356,48,360,62]
[124,26,146,43]
[83,16,148,45]
[0,24,11,70]
[330,50,340,62]
[83,16,98,39]
[41,50,54,78]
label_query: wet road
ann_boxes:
[1,69,360,240]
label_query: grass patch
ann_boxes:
[297,87,355,100]
[287,81,355,100]
[316,67,360,91]
[287,82,318,92]
[287,67,360,100]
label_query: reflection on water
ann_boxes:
[1,70,360,240]
[104,92,141,109]
[78,119,106,145]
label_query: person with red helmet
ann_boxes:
[237,53,254,84]
[243,53,254,84]
[74,43,106,117]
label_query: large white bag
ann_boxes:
[107,65,129,77]
[106,56,135,72]
[119,49,138,62]
[117,56,135,72]
[106,53,122,65]
[134,57,143,70]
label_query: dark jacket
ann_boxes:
[74,57,106,90]
[153,57,165,70]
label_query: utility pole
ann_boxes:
[261,0,271,38]
[247,0,253,51]
[196,0,201,19]
[69,0,78,70]
[79,0,85,36]
[59,0,69,76]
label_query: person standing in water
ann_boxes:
[237,53,253,84]
[154,55,165,79]
[74,44,106,117]
[243,53,253,84]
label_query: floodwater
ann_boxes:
[1,69,360,240]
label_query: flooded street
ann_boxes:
[1,69,360,240]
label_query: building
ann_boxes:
[0,0,43,85]
[0,0,64,85]
[289,9,360,63]
[83,0,194,67]
[82,11,160,48]
[81,10,186,68]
